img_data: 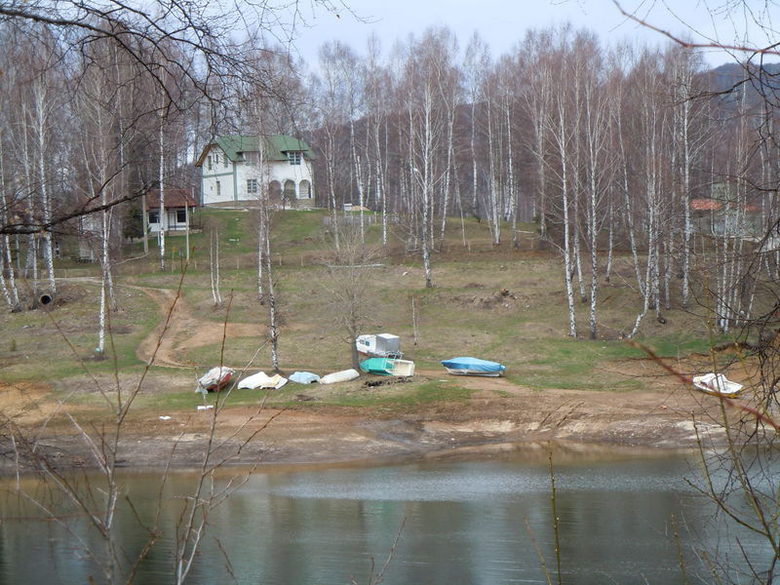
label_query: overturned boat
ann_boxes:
[289,371,321,384]
[441,357,505,377]
[360,358,415,377]
[320,368,360,385]
[238,371,288,390]
[196,366,235,393]
[692,372,744,396]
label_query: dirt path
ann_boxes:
[135,286,259,369]
[56,277,242,370]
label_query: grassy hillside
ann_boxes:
[1,208,736,407]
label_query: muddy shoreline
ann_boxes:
[4,384,728,474]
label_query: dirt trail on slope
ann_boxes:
[135,287,259,369]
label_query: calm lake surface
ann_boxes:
[0,448,773,585]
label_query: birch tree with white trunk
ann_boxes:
[27,72,60,295]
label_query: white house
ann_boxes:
[145,188,198,233]
[195,135,315,207]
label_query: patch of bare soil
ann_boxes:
[451,288,526,311]
[0,382,62,425]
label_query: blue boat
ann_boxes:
[289,371,321,384]
[441,357,505,377]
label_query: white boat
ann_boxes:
[238,371,288,390]
[320,368,360,385]
[387,359,415,377]
[692,373,744,396]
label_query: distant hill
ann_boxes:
[703,62,780,106]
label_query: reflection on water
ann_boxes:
[0,449,773,585]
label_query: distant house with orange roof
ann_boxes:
[690,185,763,238]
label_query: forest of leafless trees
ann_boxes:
[303,27,779,342]
[0,7,778,346]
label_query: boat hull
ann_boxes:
[692,373,743,396]
[196,366,235,393]
[320,368,360,385]
[443,367,502,377]
[441,357,505,377]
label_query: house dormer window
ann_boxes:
[214,153,220,166]
[223,153,229,168]
[287,151,302,165]
[207,156,212,170]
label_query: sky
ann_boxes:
[290,0,780,69]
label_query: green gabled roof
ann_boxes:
[264,135,316,160]
[195,134,315,166]
[217,135,261,161]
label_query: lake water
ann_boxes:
[0,447,774,585]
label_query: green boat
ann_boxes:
[359,358,415,377]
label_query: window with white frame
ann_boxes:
[287,151,302,165]
[216,181,221,197]
[207,155,212,170]
[247,178,258,194]
[149,210,160,224]
[176,209,187,223]
[223,153,229,167]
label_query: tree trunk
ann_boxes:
[158,114,166,272]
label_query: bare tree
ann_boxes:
[464,33,490,224]
[666,47,708,309]
[578,35,611,339]
[519,30,555,239]
[400,28,460,288]
[363,34,393,247]
[627,50,670,337]
[209,228,223,307]
[0,135,20,311]
[315,41,361,252]
[319,224,378,369]
[259,198,281,371]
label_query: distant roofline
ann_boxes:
[194,134,315,167]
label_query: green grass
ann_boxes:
[2,208,758,401]
[0,282,160,383]
[641,334,726,358]
[513,338,639,390]
[71,377,473,415]
[260,379,473,410]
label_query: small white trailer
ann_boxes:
[355,333,402,358]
